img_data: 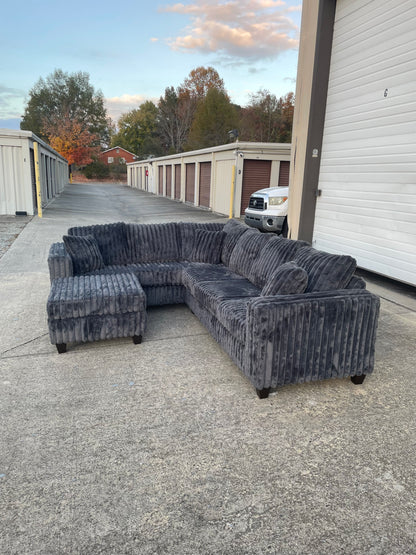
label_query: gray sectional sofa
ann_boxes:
[47,219,380,398]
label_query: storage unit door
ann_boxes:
[158,166,163,195]
[241,160,272,215]
[174,164,181,199]
[185,163,195,203]
[199,161,211,208]
[166,165,172,198]
[278,161,290,187]
[314,0,416,286]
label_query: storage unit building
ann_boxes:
[0,129,68,216]
[127,142,291,217]
[288,0,416,286]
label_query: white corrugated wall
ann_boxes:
[313,0,416,285]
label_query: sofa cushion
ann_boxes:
[63,234,104,275]
[126,222,181,263]
[193,278,260,316]
[294,246,357,292]
[182,263,246,295]
[228,229,273,279]
[189,229,225,264]
[68,222,129,266]
[249,235,310,288]
[47,273,145,320]
[261,262,308,296]
[177,222,224,261]
[221,220,251,266]
[215,298,250,342]
[86,261,184,287]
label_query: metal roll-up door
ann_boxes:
[314,0,416,286]
[174,164,181,199]
[166,165,172,198]
[241,160,272,214]
[278,161,290,187]
[199,162,211,208]
[158,166,163,195]
[185,163,195,203]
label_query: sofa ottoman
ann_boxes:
[47,273,146,353]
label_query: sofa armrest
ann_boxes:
[48,242,73,281]
[245,290,380,390]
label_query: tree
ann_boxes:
[239,89,295,143]
[157,87,196,154]
[21,69,110,144]
[43,114,100,166]
[111,101,162,158]
[186,88,239,150]
[180,66,226,99]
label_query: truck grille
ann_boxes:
[248,196,265,210]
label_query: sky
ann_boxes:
[0,0,302,129]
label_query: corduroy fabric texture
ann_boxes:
[220,220,252,266]
[193,279,260,316]
[228,229,274,280]
[346,275,367,289]
[63,234,104,275]
[248,235,310,288]
[215,298,251,341]
[245,290,380,389]
[261,262,308,296]
[86,261,184,287]
[189,229,225,264]
[143,285,186,306]
[178,222,225,260]
[182,263,246,296]
[126,222,181,263]
[68,222,129,266]
[48,242,74,280]
[295,246,357,292]
[47,273,146,345]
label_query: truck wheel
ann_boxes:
[281,217,288,238]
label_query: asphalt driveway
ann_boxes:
[0,182,415,554]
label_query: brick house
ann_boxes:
[99,146,137,165]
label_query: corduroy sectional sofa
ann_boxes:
[47,219,380,398]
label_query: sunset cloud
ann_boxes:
[161,0,299,62]
[105,94,157,122]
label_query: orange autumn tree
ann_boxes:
[44,115,100,166]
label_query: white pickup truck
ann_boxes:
[244,186,288,235]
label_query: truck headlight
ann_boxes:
[269,196,288,206]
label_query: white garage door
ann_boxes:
[314,0,416,285]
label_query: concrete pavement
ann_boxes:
[0,182,415,554]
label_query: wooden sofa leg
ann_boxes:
[256,387,271,399]
[351,374,366,385]
[133,335,142,345]
[56,343,67,354]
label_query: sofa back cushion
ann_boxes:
[68,222,129,266]
[261,262,308,296]
[220,219,251,266]
[228,229,274,279]
[63,234,104,275]
[248,236,309,288]
[126,222,181,263]
[178,222,224,261]
[294,246,357,292]
[189,229,225,264]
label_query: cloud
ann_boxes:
[150,37,159,42]
[0,84,25,119]
[160,0,299,63]
[105,94,157,122]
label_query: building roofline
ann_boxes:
[101,146,137,157]
[127,141,291,165]
[0,128,68,163]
